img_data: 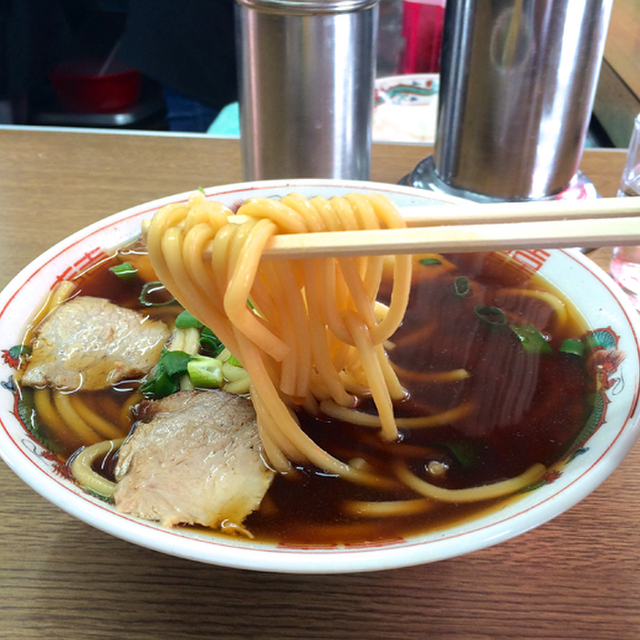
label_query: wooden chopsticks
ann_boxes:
[397,195,640,227]
[260,196,640,260]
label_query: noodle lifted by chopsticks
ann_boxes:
[145,191,411,484]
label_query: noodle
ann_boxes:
[70,395,124,439]
[343,497,433,517]
[389,321,436,348]
[391,363,470,383]
[31,280,78,325]
[140,190,554,517]
[167,326,200,391]
[395,461,546,503]
[223,376,251,395]
[53,392,102,445]
[119,391,142,426]
[70,438,124,498]
[11,185,589,546]
[145,192,412,482]
[221,361,249,383]
[33,388,82,450]
[494,288,568,327]
[319,399,475,429]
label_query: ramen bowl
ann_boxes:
[373,73,439,143]
[0,179,639,574]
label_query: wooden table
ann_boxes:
[594,0,640,147]
[0,127,634,640]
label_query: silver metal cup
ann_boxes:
[235,0,379,181]
[412,0,612,201]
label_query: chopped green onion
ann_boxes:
[197,186,206,194]
[160,350,192,378]
[9,345,32,359]
[175,310,203,329]
[474,305,507,326]
[140,349,191,397]
[139,282,175,307]
[420,257,442,266]
[140,366,176,397]
[154,367,180,398]
[509,324,552,354]
[187,355,224,388]
[109,262,138,279]
[454,276,471,297]
[442,441,477,468]
[200,327,224,356]
[227,354,242,367]
[559,338,585,357]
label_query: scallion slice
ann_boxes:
[442,441,477,468]
[9,345,32,359]
[187,356,224,388]
[559,338,585,357]
[175,310,203,329]
[109,262,137,279]
[200,327,224,356]
[454,276,471,297]
[509,324,552,354]
[227,354,242,367]
[159,350,192,378]
[474,305,507,326]
[140,349,191,397]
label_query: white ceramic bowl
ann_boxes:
[373,73,439,143]
[1,179,639,574]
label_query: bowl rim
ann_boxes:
[1,178,639,574]
[375,72,440,85]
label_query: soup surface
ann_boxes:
[16,244,595,546]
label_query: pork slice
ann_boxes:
[113,390,275,530]
[21,296,170,391]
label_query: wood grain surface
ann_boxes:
[594,0,640,147]
[0,127,635,640]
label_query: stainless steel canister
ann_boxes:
[235,0,379,181]
[426,0,612,201]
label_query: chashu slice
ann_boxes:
[21,296,170,391]
[114,390,274,531]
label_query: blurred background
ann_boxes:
[0,0,635,147]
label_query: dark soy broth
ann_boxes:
[245,253,592,544]
[25,248,594,545]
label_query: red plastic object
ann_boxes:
[400,0,446,74]
[50,60,141,114]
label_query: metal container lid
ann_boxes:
[235,0,378,15]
